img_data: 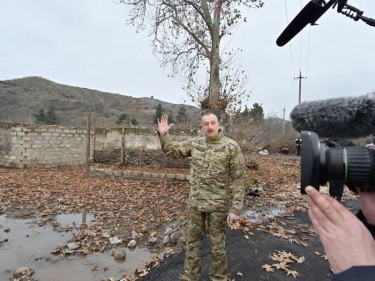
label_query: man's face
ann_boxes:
[200,114,220,138]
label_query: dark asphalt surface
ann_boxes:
[140,199,360,281]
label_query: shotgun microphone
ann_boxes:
[276,0,336,47]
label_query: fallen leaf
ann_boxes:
[294,256,305,263]
[272,263,282,270]
[135,268,149,277]
[262,264,274,272]
[286,269,300,278]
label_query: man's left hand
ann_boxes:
[227,213,240,224]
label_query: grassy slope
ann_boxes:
[0,76,200,127]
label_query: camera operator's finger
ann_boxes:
[305,186,345,226]
[306,196,335,234]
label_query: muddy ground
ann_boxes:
[0,156,359,280]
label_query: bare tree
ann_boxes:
[189,54,254,114]
[118,0,263,111]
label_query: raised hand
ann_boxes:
[157,115,174,136]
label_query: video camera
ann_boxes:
[300,131,375,194]
[278,1,375,194]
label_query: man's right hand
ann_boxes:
[157,115,174,136]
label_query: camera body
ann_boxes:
[300,131,375,194]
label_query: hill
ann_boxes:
[0,76,200,127]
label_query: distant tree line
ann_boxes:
[116,114,139,126]
[34,106,57,125]
[32,103,262,127]
[113,104,193,127]
[241,103,264,124]
[152,104,190,125]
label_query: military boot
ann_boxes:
[180,274,198,281]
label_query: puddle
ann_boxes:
[244,203,286,223]
[0,214,154,280]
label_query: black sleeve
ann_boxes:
[332,266,375,281]
[356,209,375,239]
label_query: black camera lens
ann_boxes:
[300,131,375,193]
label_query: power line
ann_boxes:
[283,1,311,111]
[283,0,289,25]
[299,0,303,71]
[284,0,295,77]
[284,78,297,106]
[305,25,312,77]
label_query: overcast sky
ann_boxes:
[1,0,375,118]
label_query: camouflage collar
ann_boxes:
[206,129,223,143]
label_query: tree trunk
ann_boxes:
[209,1,221,110]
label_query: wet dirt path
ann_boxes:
[0,213,153,280]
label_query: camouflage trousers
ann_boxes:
[184,206,228,281]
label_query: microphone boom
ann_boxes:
[276,0,336,47]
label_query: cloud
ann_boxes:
[1,0,375,117]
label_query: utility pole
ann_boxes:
[282,107,286,135]
[85,112,91,177]
[295,70,307,104]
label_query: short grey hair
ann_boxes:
[201,110,221,121]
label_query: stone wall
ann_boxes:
[0,121,94,168]
[0,121,13,151]
[94,127,197,168]
[0,122,197,169]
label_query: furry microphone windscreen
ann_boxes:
[290,93,375,139]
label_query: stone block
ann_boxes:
[175,174,186,181]
[142,172,150,178]
[165,174,176,180]
[113,171,123,177]
[130,171,142,177]
[104,169,113,176]
[150,173,161,179]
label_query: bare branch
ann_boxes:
[118,0,264,111]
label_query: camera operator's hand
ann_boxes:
[305,186,375,274]
[356,188,375,225]
[157,115,174,136]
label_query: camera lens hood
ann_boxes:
[301,131,321,194]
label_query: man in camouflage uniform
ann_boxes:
[157,110,246,281]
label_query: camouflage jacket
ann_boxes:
[159,130,246,215]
